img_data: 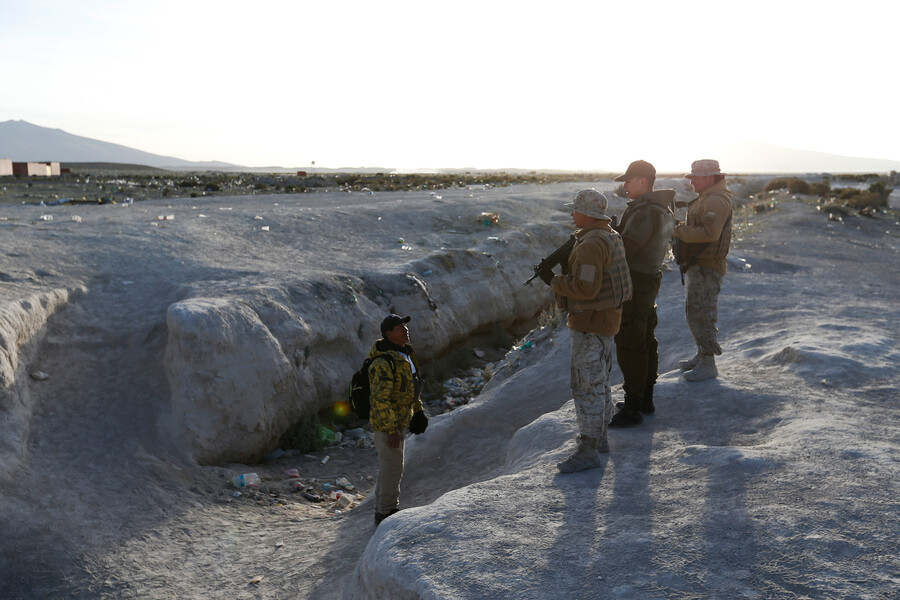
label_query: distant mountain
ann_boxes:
[0,120,241,171]
[2,119,898,174]
[712,140,900,174]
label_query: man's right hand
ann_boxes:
[388,432,401,448]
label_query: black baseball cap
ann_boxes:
[380,314,411,336]
[614,160,656,182]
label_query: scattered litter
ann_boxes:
[157,214,175,221]
[302,491,323,502]
[71,215,83,223]
[397,237,405,243]
[250,575,263,585]
[254,215,263,220]
[473,349,485,358]
[38,214,53,221]
[275,541,284,548]
[122,197,134,205]
[231,491,242,498]
[261,226,270,231]
[337,493,355,508]
[320,455,330,466]
[30,371,50,381]
[198,214,207,218]
[486,236,506,244]
[336,476,354,490]
[479,211,500,226]
[422,269,433,276]
[401,245,413,251]
[219,207,233,211]
[284,468,300,479]
[231,473,261,487]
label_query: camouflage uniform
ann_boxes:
[367,339,423,516]
[674,178,733,358]
[570,331,615,438]
[684,265,724,355]
[550,218,630,443]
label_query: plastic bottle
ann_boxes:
[232,473,261,487]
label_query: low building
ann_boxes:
[11,161,60,176]
[0,158,12,176]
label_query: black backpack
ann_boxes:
[349,356,393,420]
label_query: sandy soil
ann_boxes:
[1,180,897,599]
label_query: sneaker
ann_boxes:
[609,408,643,427]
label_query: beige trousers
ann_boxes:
[374,431,406,514]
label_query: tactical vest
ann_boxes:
[568,228,633,312]
[683,190,733,266]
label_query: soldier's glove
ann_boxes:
[409,411,429,435]
[537,266,554,286]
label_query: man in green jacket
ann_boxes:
[368,314,428,525]
[609,160,676,426]
[673,159,734,381]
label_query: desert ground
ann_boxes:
[1,175,897,599]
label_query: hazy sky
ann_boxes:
[2,0,898,170]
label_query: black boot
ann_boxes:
[641,384,656,415]
[609,395,643,427]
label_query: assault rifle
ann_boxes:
[524,235,577,286]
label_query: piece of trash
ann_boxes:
[198,214,207,218]
[422,269,433,276]
[275,541,284,548]
[122,198,134,205]
[284,468,300,479]
[323,483,331,494]
[337,493,355,508]
[231,473,261,487]
[254,215,263,220]
[219,207,233,211]
[397,238,405,243]
[71,215,83,223]
[479,211,500,226]
[157,214,175,221]
[336,476,354,490]
[302,491,323,502]
[473,349,485,358]
[320,455,330,466]
[261,226,270,231]
[38,214,53,221]
[401,245,413,251]
[250,575,263,584]
[333,431,343,444]
[30,371,50,381]
[231,491,242,498]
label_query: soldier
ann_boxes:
[609,160,676,427]
[538,189,631,472]
[673,159,734,381]
[367,314,429,525]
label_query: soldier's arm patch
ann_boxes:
[579,264,596,282]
